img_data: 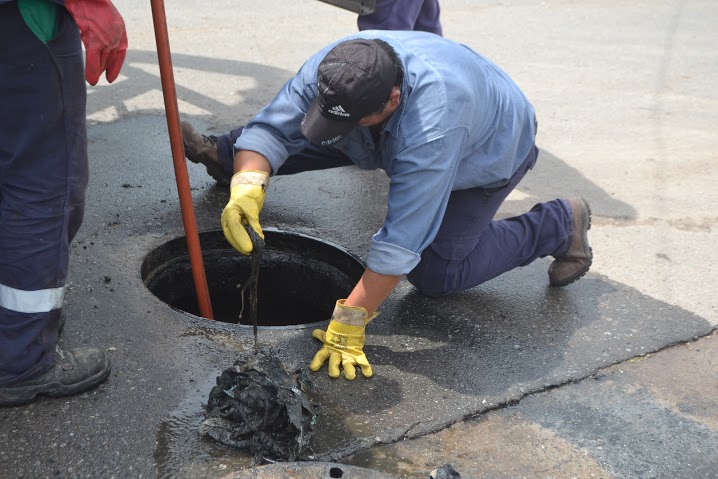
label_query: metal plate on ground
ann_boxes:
[222,462,396,479]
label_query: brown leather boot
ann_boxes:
[548,197,593,286]
[181,121,231,185]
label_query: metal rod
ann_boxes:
[150,0,214,319]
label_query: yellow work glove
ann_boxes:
[221,171,269,255]
[310,299,379,380]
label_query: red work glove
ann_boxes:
[64,0,128,85]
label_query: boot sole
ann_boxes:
[0,358,111,407]
[550,197,593,287]
[550,246,593,287]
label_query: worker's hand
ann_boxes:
[310,300,379,380]
[64,0,128,85]
[221,171,269,255]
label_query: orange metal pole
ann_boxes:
[150,0,214,319]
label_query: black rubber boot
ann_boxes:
[0,347,111,407]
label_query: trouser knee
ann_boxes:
[406,259,453,298]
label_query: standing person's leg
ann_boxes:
[406,146,588,296]
[414,0,443,36]
[0,5,109,405]
[357,0,427,32]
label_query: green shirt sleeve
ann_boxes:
[18,0,60,44]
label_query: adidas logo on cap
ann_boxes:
[328,105,351,117]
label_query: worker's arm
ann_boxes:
[344,268,402,314]
[233,149,272,174]
[309,133,467,382]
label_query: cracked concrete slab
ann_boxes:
[340,332,718,478]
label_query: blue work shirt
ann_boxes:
[235,30,537,276]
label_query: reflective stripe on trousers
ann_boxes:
[0,284,65,314]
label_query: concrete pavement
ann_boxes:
[340,332,718,478]
[1,1,716,478]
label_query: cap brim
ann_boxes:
[301,99,356,147]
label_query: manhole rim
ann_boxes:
[142,227,366,330]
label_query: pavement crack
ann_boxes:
[315,330,718,465]
[398,421,422,440]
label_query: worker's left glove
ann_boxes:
[221,171,269,255]
[310,300,379,380]
[64,0,128,85]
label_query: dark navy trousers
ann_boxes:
[0,4,87,386]
[405,146,572,296]
[216,129,573,297]
[358,0,442,36]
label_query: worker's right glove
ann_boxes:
[64,0,128,85]
[221,171,269,255]
[310,300,379,380]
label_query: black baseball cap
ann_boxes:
[301,38,398,146]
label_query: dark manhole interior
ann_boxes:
[141,228,365,327]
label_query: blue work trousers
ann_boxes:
[358,0,442,36]
[0,4,87,386]
[216,130,573,297]
[405,146,572,296]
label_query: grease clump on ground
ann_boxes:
[199,351,317,464]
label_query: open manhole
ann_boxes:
[141,228,365,327]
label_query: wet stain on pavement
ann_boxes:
[342,412,611,478]
[153,374,254,479]
[620,333,718,431]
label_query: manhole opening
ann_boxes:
[141,229,365,327]
[329,467,344,478]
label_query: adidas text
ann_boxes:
[328,105,351,117]
[321,135,343,146]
